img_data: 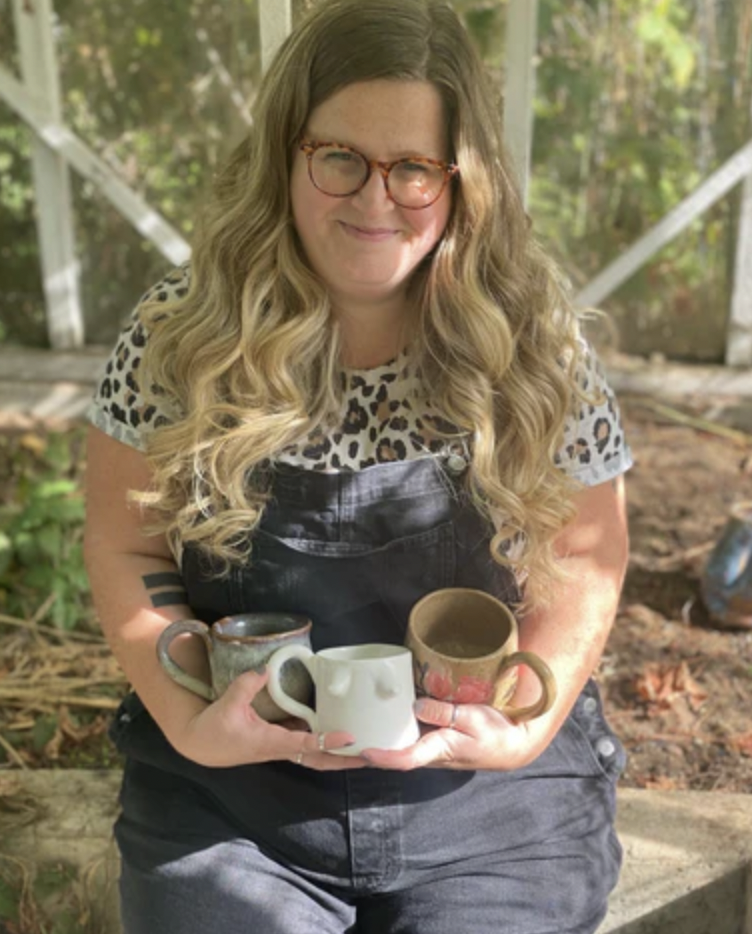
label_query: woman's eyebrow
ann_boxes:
[304,132,445,161]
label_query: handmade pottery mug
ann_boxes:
[406,588,556,722]
[156,612,313,722]
[266,644,421,755]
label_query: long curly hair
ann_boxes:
[135,0,586,597]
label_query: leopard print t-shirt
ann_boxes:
[87,266,632,485]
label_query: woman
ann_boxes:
[85,1,631,931]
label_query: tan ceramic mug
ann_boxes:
[406,588,556,722]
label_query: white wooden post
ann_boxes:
[0,65,191,266]
[259,0,293,73]
[576,139,752,310]
[726,106,752,365]
[503,0,539,204]
[12,0,83,349]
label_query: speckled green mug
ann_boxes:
[157,613,313,722]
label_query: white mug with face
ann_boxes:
[267,643,421,756]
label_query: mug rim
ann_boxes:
[212,613,313,643]
[408,588,515,658]
[318,643,410,662]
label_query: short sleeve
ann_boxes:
[87,265,190,451]
[554,339,633,486]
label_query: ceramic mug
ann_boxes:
[406,588,556,722]
[266,644,421,755]
[156,612,313,722]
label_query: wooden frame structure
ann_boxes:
[1,0,751,365]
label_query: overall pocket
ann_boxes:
[230,522,455,648]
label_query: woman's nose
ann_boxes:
[350,168,393,212]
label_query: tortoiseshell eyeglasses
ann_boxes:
[299,138,459,210]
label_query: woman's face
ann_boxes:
[290,79,454,311]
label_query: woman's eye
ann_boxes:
[400,161,428,174]
[324,150,359,164]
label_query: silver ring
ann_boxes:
[449,704,459,729]
[317,731,326,752]
[295,750,304,765]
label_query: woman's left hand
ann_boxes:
[360,697,546,772]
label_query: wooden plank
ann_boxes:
[0,64,191,268]
[576,139,752,309]
[1,770,122,933]
[259,0,293,73]
[0,345,108,383]
[726,116,752,366]
[11,0,83,349]
[503,0,539,203]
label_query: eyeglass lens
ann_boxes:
[309,146,446,208]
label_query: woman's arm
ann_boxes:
[512,473,629,744]
[361,474,629,770]
[84,425,362,769]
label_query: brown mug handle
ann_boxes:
[494,651,557,722]
[156,619,215,701]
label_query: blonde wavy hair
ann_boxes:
[136,0,587,596]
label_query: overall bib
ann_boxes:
[111,455,625,934]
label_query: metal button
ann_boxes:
[446,453,467,474]
[596,738,616,758]
[583,696,598,715]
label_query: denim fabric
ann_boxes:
[112,455,625,933]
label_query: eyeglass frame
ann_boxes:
[298,138,460,210]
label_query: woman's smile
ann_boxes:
[338,221,401,242]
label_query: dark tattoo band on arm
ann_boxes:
[150,591,190,608]
[143,572,184,589]
[142,572,188,609]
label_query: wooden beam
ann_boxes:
[259,0,293,73]
[0,64,190,268]
[576,139,752,309]
[726,106,752,366]
[12,0,83,349]
[503,0,539,203]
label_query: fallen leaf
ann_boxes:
[729,732,752,758]
[19,432,46,456]
[642,775,683,791]
[634,661,708,713]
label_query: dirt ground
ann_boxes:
[1,395,752,791]
[601,394,752,793]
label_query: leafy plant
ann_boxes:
[0,427,94,632]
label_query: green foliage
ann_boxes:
[1,0,751,358]
[531,0,750,360]
[32,714,61,752]
[0,427,93,631]
[0,874,19,923]
[0,860,96,934]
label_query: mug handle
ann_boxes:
[156,619,215,702]
[494,651,557,723]
[267,645,317,729]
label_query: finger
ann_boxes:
[222,668,270,706]
[415,697,465,732]
[304,752,371,772]
[280,727,356,765]
[362,731,457,771]
[289,736,369,771]
[305,729,356,754]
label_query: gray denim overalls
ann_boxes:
[111,455,625,934]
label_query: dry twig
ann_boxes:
[635,398,752,447]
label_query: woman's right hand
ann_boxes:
[169,669,369,770]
